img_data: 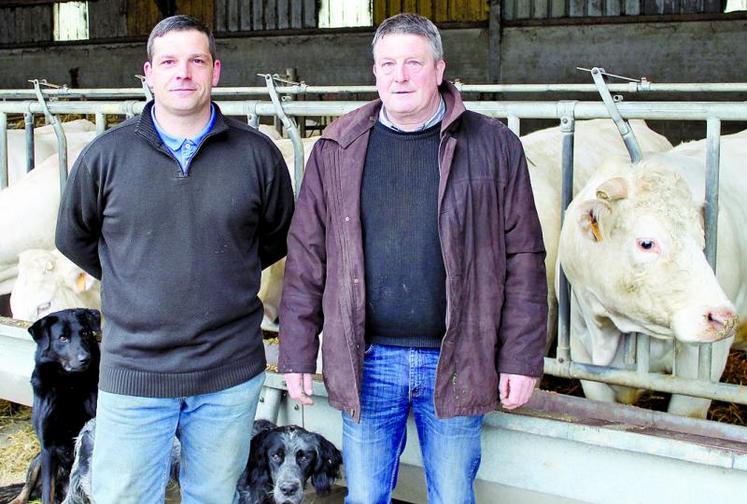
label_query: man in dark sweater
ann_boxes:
[279,13,547,504]
[55,16,294,504]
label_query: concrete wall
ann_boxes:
[0,29,489,89]
[1,19,744,89]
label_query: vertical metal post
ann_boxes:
[507,114,520,136]
[635,333,650,375]
[623,334,637,367]
[31,79,67,194]
[24,110,34,173]
[0,112,7,189]
[698,117,721,381]
[555,101,576,364]
[95,112,106,135]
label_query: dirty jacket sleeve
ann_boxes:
[55,154,103,280]
[277,142,328,373]
[497,134,548,377]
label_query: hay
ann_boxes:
[0,401,38,485]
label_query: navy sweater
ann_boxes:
[360,121,446,348]
[55,102,294,397]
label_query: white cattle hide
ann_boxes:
[558,138,747,417]
[520,119,673,349]
[10,249,100,322]
[5,119,96,186]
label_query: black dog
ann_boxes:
[11,308,101,504]
[63,419,342,504]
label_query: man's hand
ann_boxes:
[284,373,314,406]
[499,373,538,410]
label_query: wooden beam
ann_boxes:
[488,0,501,83]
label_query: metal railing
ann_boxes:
[2,87,747,408]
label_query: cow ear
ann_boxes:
[576,199,610,243]
[75,272,97,293]
[595,176,628,202]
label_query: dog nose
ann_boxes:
[279,482,299,496]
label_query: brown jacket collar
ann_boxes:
[321,80,467,148]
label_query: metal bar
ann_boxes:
[704,117,721,269]
[0,112,6,189]
[24,110,34,172]
[544,358,747,405]
[590,67,643,162]
[507,114,520,135]
[698,344,714,381]
[3,100,747,121]
[31,79,68,194]
[636,333,650,375]
[95,112,106,135]
[262,74,304,197]
[0,82,747,99]
[556,101,576,364]
[624,333,636,367]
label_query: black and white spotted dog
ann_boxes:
[63,419,342,504]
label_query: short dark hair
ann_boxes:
[147,15,216,62]
[372,13,443,61]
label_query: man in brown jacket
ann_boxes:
[279,13,547,503]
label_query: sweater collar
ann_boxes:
[136,101,229,149]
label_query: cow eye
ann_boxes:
[636,238,659,253]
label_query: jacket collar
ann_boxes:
[321,80,466,148]
[135,100,229,149]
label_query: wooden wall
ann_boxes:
[0,4,52,44]
[502,0,725,20]
[213,0,316,32]
[373,0,489,24]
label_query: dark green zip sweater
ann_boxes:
[55,102,294,397]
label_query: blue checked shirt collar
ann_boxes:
[151,104,216,175]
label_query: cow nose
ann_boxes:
[706,308,737,333]
[279,482,299,496]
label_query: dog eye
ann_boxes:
[59,336,70,343]
[271,453,282,463]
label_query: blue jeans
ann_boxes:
[91,372,265,504]
[343,344,482,504]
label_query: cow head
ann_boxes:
[559,159,737,350]
[10,249,100,322]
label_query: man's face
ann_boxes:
[372,33,445,128]
[143,29,220,119]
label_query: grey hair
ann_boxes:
[147,15,216,62]
[372,13,443,61]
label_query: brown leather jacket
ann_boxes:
[278,81,547,421]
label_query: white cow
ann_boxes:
[10,249,100,322]
[558,138,747,417]
[520,119,673,349]
[0,147,85,294]
[5,119,97,186]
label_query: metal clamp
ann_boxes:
[29,79,68,193]
[583,67,643,163]
[259,73,304,197]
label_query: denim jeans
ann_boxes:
[91,372,265,504]
[342,344,482,504]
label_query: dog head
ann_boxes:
[28,308,101,373]
[246,424,343,504]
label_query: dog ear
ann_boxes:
[246,431,271,489]
[79,309,102,331]
[28,315,56,349]
[311,435,343,495]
